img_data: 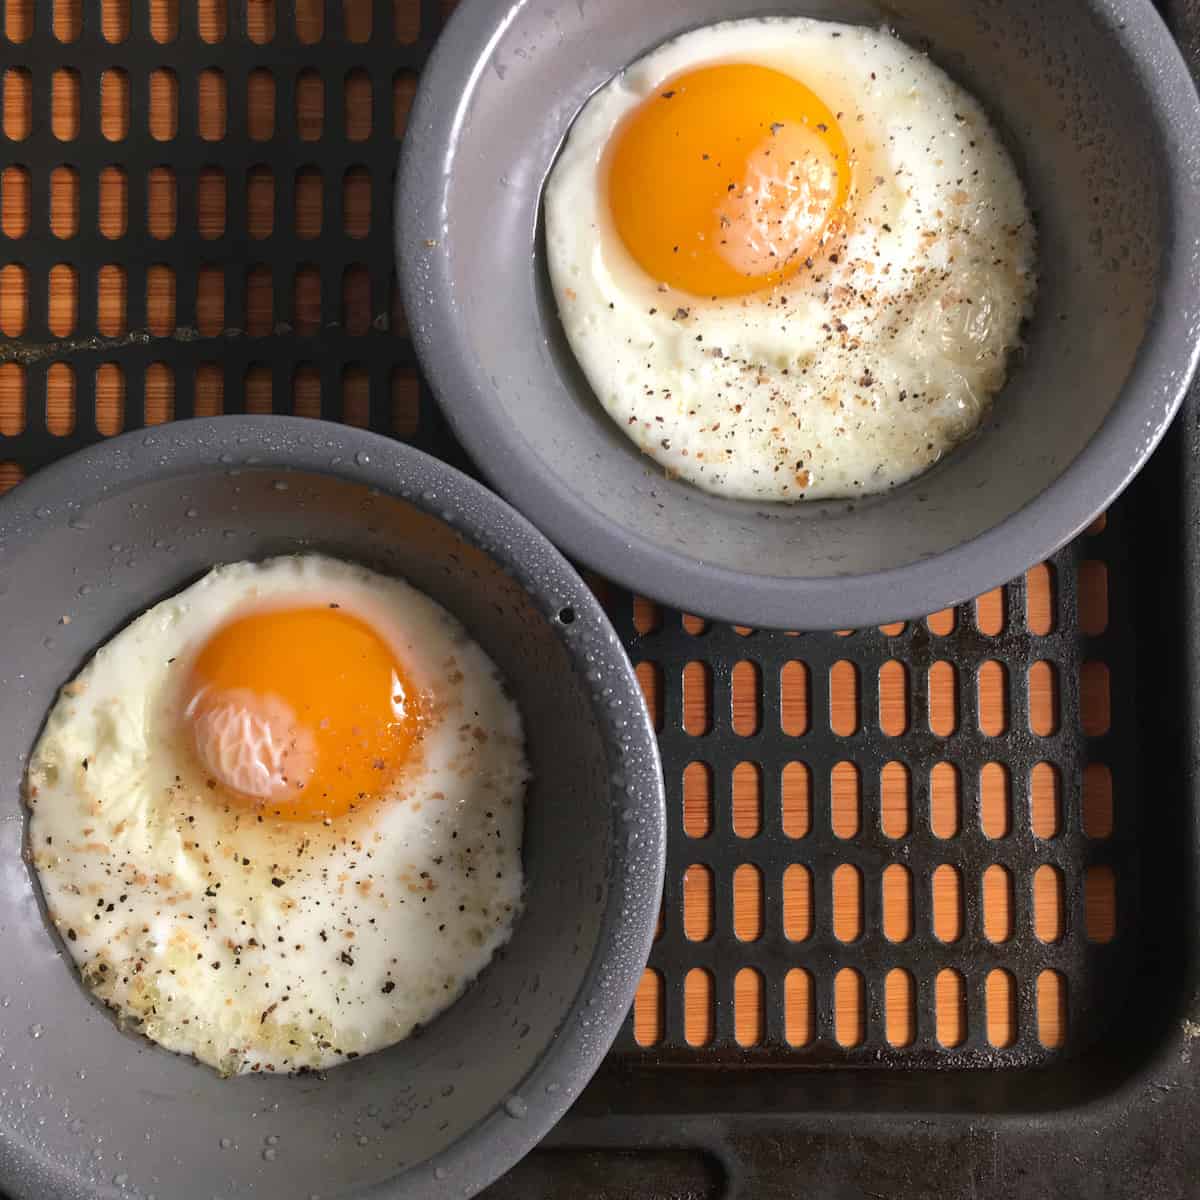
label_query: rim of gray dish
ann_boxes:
[397,0,1200,631]
[0,416,666,1200]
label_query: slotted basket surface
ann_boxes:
[0,1,1179,1197]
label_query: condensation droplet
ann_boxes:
[262,1147,277,1162]
[502,1095,528,1119]
[68,517,91,531]
[356,1135,368,1147]
[29,1024,43,1038]
[185,508,199,519]
[265,1134,279,1146]
[273,480,289,492]
[434,1167,448,1181]
[544,1082,560,1095]
[219,1137,232,1150]
[34,506,51,519]
[113,1173,128,1187]
[354,451,371,466]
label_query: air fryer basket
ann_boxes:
[0,0,1198,1196]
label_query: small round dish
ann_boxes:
[398,0,1200,629]
[0,417,664,1200]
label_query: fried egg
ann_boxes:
[545,17,1037,501]
[25,556,528,1075]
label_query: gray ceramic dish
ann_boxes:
[398,0,1200,630]
[0,417,665,1200]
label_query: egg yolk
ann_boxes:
[182,605,422,821]
[606,63,851,298]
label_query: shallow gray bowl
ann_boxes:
[399,0,1200,629]
[0,417,665,1200]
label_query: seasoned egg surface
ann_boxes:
[545,17,1037,501]
[26,556,528,1075]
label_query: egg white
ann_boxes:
[545,17,1037,501]
[25,556,528,1075]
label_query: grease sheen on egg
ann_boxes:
[26,556,528,1076]
[545,17,1037,501]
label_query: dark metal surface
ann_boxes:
[605,509,1140,1075]
[0,0,462,472]
[510,398,1199,1199]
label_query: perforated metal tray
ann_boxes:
[0,1,1197,1196]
